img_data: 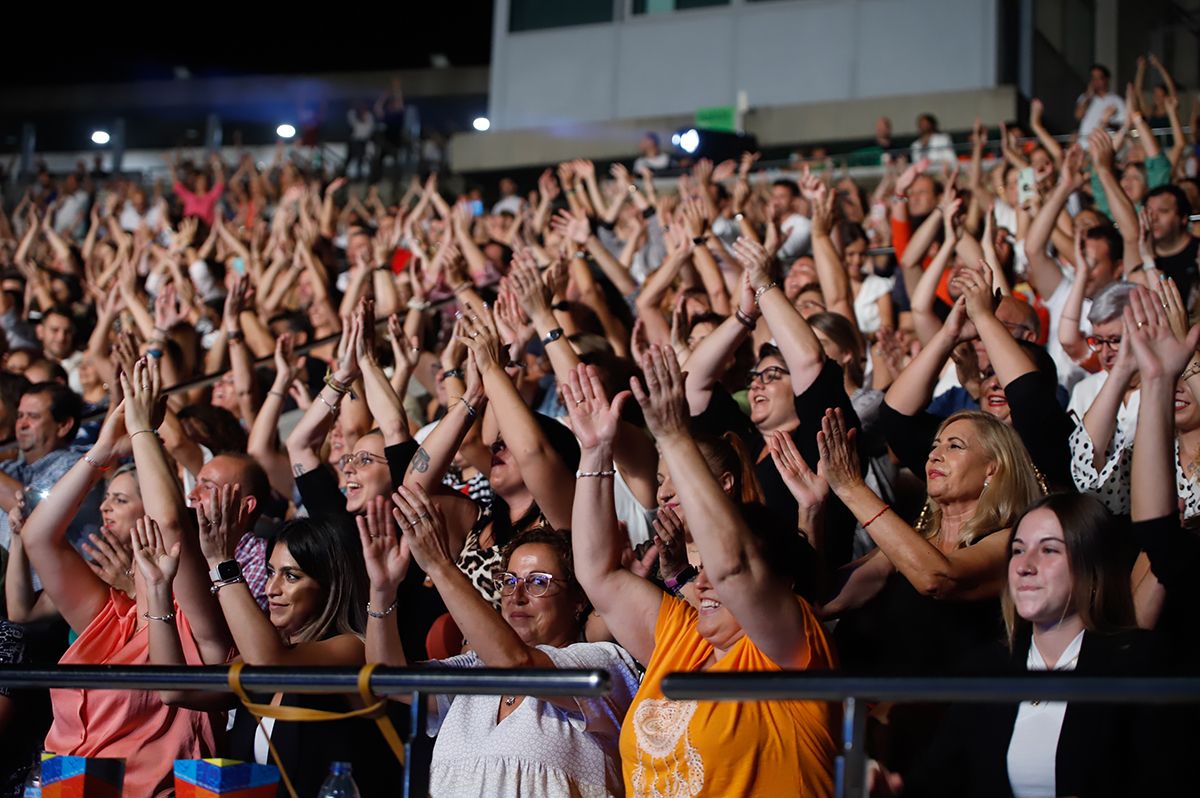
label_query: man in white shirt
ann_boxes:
[491,177,523,217]
[770,178,812,263]
[910,113,956,164]
[632,133,670,174]
[1076,64,1126,141]
[53,174,89,239]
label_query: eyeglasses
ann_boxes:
[746,365,791,389]
[1085,335,1122,352]
[338,451,385,470]
[493,571,565,597]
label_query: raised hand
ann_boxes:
[120,357,165,435]
[197,483,250,569]
[1059,143,1085,188]
[154,283,185,331]
[651,504,690,582]
[458,302,506,375]
[1150,274,1190,342]
[83,527,135,596]
[563,363,630,451]
[630,345,690,441]
[508,250,553,320]
[550,209,590,245]
[357,495,411,597]
[391,484,453,576]
[1123,285,1200,381]
[768,430,829,516]
[895,158,930,195]
[223,274,251,331]
[273,333,304,387]
[131,516,181,591]
[731,236,775,291]
[950,261,997,321]
[816,408,864,497]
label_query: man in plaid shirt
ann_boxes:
[187,453,274,610]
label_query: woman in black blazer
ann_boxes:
[879,492,1182,798]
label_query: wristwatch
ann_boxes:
[664,564,699,596]
[541,327,565,346]
[209,560,242,583]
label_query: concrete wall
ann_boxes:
[451,85,1018,171]
[488,0,1000,129]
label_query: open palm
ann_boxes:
[563,364,628,450]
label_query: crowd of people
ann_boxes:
[0,58,1197,797]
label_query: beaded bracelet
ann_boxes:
[754,283,778,302]
[576,469,616,479]
[367,600,398,619]
[143,611,177,623]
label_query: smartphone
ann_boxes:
[232,257,246,276]
[469,199,485,217]
[1017,167,1037,205]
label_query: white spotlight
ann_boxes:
[678,128,701,155]
[90,130,110,145]
[276,124,296,139]
[472,117,491,132]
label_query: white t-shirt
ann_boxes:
[1078,93,1127,141]
[1006,630,1085,798]
[911,132,956,164]
[119,201,163,233]
[853,274,894,335]
[778,213,812,262]
[1040,275,1092,390]
[54,190,90,237]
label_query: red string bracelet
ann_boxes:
[863,505,890,528]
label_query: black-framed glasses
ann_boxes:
[493,571,564,597]
[338,451,385,470]
[746,365,791,389]
[1085,335,1122,352]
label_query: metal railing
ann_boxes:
[0,664,610,798]
[3,665,1198,797]
[661,672,1200,798]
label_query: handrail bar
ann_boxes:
[660,672,1200,705]
[0,664,612,697]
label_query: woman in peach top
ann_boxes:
[565,353,838,798]
[23,361,228,797]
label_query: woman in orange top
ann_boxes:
[23,360,229,797]
[564,353,838,798]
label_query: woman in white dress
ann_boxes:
[360,487,639,798]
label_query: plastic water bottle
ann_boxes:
[316,761,361,798]
[21,757,41,798]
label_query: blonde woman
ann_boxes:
[817,408,1044,675]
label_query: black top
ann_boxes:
[1154,235,1199,302]
[692,360,862,568]
[833,569,1003,675]
[903,629,1184,798]
[296,439,446,661]
[228,692,407,798]
[881,370,1073,491]
[1133,514,1200,662]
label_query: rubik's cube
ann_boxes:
[174,759,280,798]
[39,755,124,798]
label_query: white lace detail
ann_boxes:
[630,699,704,798]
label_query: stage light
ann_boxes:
[671,126,757,161]
[472,117,491,132]
[677,128,701,155]
[276,124,296,139]
[90,130,110,145]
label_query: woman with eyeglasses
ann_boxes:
[681,238,864,567]
[284,302,448,661]
[401,302,580,608]
[566,348,838,797]
[1067,281,1194,517]
[359,486,639,798]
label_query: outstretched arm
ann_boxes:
[635,346,815,668]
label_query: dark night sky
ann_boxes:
[0,6,494,87]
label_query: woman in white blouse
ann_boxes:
[360,487,639,798]
[877,492,1177,797]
